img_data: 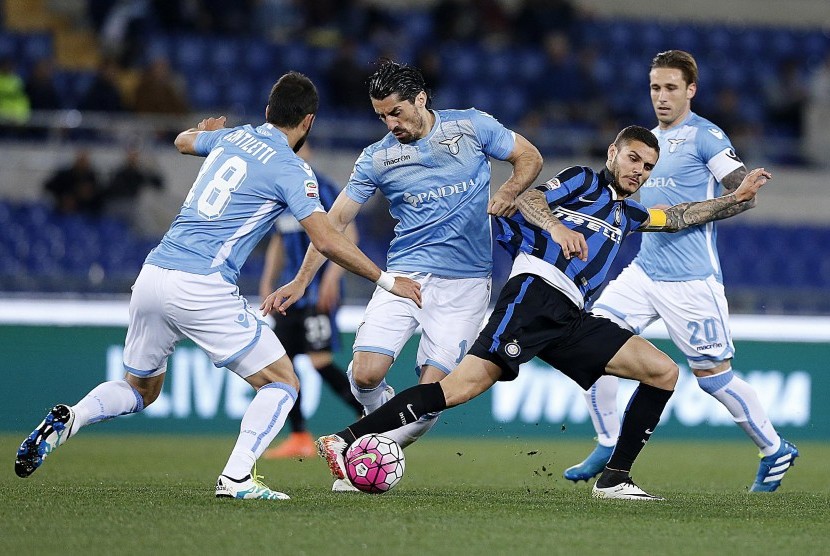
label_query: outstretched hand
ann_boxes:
[198,116,227,131]
[390,276,422,308]
[735,168,772,202]
[261,280,306,316]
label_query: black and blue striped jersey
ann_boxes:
[272,170,340,309]
[495,166,650,302]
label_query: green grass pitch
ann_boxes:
[2,434,827,555]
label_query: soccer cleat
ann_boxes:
[215,471,290,500]
[750,438,799,492]
[315,434,349,480]
[263,431,317,459]
[332,478,360,492]
[15,404,76,478]
[592,468,664,501]
[563,443,615,482]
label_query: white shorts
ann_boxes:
[123,265,286,379]
[590,262,734,370]
[354,273,491,375]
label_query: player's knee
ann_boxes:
[350,363,385,389]
[648,354,678,390]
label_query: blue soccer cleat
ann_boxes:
[563,444,615,482]
[750,438,799,492]
[15,404,76,478]
[215,465,290,500]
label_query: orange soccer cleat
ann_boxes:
[264,431,317,459]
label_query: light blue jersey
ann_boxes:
[635,112,743,281]
[346,108,516,277]
[146,123,323,284]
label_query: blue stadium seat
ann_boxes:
[244,41,276,74]
[20,32,53,64]
[208,39,241,71]
[0,33,15,58]
[142,35,174,65]
[188,75,222,110]
[173,35,209,73]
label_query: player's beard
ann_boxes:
[293,130,309,153]
[395,111,425,144]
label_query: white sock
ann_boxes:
[348,364,393,414]
[696,368,781,455]
[221,382,297,480]
[384,412,440,448]
[71,380,144,436]
[583,375,620,447]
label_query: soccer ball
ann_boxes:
[344,434,405,494]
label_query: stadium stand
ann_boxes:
[0,0,829,314]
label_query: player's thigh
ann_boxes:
[651,276,735,370]
[418,276,491,375]
[605,335,678,390]
[244,352,298,390]
[166,271,286,380]
[123,265,182,378]
[590,263,658,333]
[354,286,420,362]
[439,354,503,407]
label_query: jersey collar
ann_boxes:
[258,123,289,146]
[600,167,621,200]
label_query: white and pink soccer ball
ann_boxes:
[345,434,405,494]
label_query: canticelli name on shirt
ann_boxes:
[642,177,678,188]
[551,207,623,243]
[222,129,278,164]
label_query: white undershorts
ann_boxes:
[590,262,734,369]
[123,264,286,379]
[354,273,491,375]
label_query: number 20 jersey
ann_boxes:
[145,123,323,284]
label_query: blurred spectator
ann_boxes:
[431,0,483,42]
[102,145,164,227]
[530,32,586,122]
[0,57,31,124]
[415,49,443,92]
[763,58,809,138]
[513,0,578,45]
[324,39,371,112]
[43,150,103,215]
[79,58,126,112]
[805,53,830,167]
[705,87,764,163]
[25,58,61,111]
[807,52,830,103]
[253,0,303,41]
[132,57,189,114]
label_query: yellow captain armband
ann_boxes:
[646,208,667,230]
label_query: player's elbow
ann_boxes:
[310,236,336,259]
[174,133,195,154]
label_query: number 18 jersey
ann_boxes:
[146,123,324,284]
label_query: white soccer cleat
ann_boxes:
[332,478,360,492]
[315,434,349,479]
[592,478,664,501]
[15,404,76,478]
[215,473,289,500]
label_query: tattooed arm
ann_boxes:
[708,166,757,221]
[515,189,588,260]
[640,168,771,232]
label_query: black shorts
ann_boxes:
[272,305,340,359]
[468,274,633,389]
